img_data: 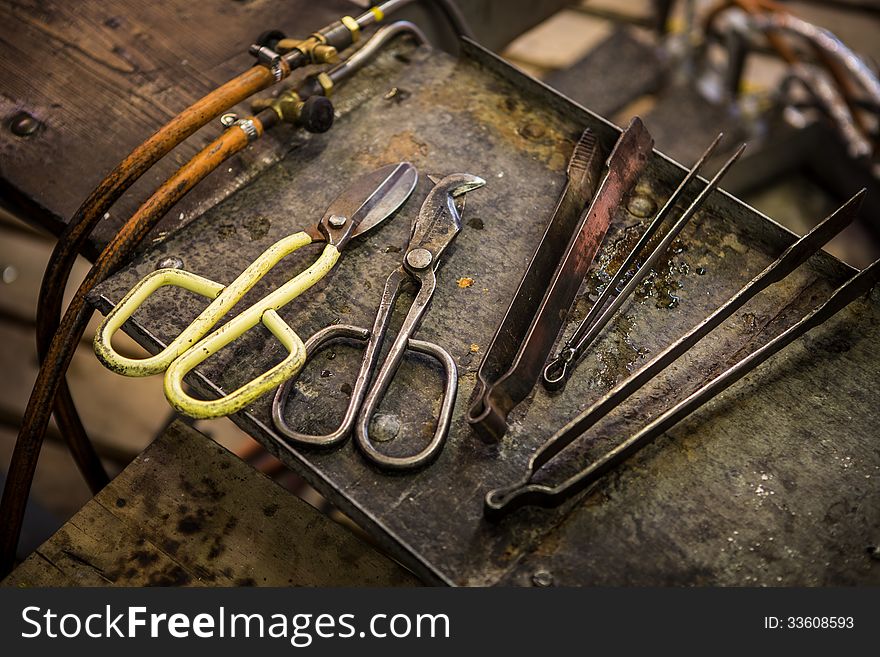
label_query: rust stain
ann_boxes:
[457,277,475,288]
[358,131,429,166]
[418,70,573,171]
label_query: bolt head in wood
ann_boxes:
[9,111,40,136]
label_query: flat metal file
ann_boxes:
[467,117,654,442]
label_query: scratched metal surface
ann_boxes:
[89,40,880,586]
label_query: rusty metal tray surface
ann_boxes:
[89,40,880,586]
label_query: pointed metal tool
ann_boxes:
[543,134,741,390]
[486,191,869,517]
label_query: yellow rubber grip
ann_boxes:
[163,242,341,418]
[94,268,225,377]
[94,231,318,377]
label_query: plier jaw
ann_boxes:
[404,173,486,274]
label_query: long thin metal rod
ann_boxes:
[328,21,428,86]
[486,190,866,517]
[543,137,744,389]
[544,134,723,385]
[489,254,880,515]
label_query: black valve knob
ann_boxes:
[255,30,286,51]
[299,96,334,133]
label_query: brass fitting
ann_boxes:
[250,86,335,135]
[340,15,360,42]
[275,34,339,64]
[311,43,339,64]
[315,72,334,98]
[251,88,305,124]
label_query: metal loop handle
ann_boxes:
[355,337,457,470]
[94,231,317,377]
[272,323,458,470]
[541,348,575,391]
[272,324,373,447]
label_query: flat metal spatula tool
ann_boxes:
[467,118,654,443]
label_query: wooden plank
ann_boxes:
[0,0,354,249]
[3,421,420,586]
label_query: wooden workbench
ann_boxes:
[3,2,878,587]
[87,40,880,586]
[3,421,418,586]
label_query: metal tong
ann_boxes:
[485,191,875,518]
[543,134,746,389]
[467,118,654,443]
[273,173,486,470]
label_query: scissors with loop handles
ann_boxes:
[94,162,418,419]
[272,172,485,470]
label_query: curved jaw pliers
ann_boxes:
[273,172,485,470]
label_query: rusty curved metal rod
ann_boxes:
[0,121,260,575]
[485,190,867,518]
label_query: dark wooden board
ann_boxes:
[88,40,880,586]
[0,0,356,252]
[0,0,573,257]
[2,420,419,587]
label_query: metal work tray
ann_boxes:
[89,39,880,586]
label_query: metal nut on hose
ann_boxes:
[312,44,339,64]
[234,118,259,142]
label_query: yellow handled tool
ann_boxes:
[95,162,418,418]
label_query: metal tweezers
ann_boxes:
[485,190,877,518]
[467,118,653,442]
[542,134,744,389]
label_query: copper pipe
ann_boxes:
[33,66,278,490]
[0,120,261,574]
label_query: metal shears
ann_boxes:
[272,172,485,470]
[94,162,418,419]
